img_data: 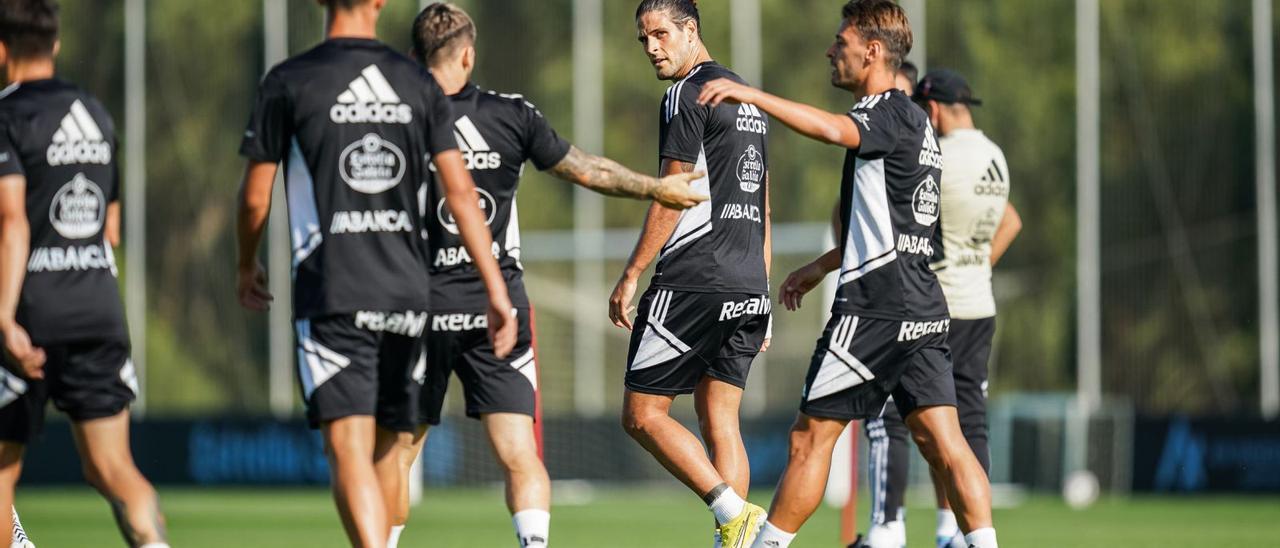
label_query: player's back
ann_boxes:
[931,129,1009,319]
[653,61,769,295]
[0,79,126,345]
[835,89,948,321]
[424,85,569,313]
[241,38,458,318]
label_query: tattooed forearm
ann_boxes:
[548,146,661,199]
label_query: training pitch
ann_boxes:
[15,487,1280,547]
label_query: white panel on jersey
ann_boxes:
[295,319,352,400]
[511,348,538,390]
[660,146,712,258]
[507,200,523,269]
[0,367,28,409]
[838,158,897,285]
[69,100,104,141]
[120,358,140,396]
[663,65,705,122]
[629,290,692,371]
[805,316,876,401]
[360,65,402,103]
[286,139,323,271]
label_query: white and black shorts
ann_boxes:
[295,311,427,432]
[625,288,770,395]
[419,308,538,425]
[0,338,137,443]
[800,314,954,421]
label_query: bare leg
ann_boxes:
[621,389,726,497]
[0,442,22,545]
[763,413,848,532]
[483,413,550,514]
[374,426,418,531]
[904,406,992,533]
[931,467,952,509]
[391,425,429,529]
[696,378,749,498]
[322,416,387,548]
[70,410,166,547]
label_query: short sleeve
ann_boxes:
[239,70,292,163]
[658,82,708,165]
[421,73,458,155]
[846,94,902,159]
[0,119,23,177]
[520,99,570,171]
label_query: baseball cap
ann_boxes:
[915,69,982,106]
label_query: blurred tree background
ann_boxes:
[48,0,1276,417]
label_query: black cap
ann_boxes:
[915,69,982,106]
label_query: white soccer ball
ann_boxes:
[1063,470,1100,509]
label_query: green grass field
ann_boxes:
[13,486,1280,547]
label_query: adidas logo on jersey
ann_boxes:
[329,65,413,124]
[975,158,1009,196]
[47,100,111,166]
[453,115,502,170]
[735,103,767,134]
[919,123,944,169]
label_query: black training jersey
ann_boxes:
[423,84,570,313]
[0,79,127,345]
[652,61,769,294]
[240,38,458,318]
[833,89,949,320]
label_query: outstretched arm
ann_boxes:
[608,159,693,329]
[547,146,707,210]
[0,175,44,377]
[990,202,1022,267]
[697,79,862,149]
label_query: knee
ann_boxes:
[621,407,660,440]
[911,430,947,470]
[786,426,824,465]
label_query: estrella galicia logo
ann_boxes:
[912,175,940,226]
[339,134,405,194]
[50,173,105,239]
[436,187,497,235]
[736,145,764,193]
[1154,418,1207,492]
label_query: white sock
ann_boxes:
[936,509,959,539]
[387,525,405,548]
[751,521,796,548]
[707,488,746,525]
[948,531,968,548]
[864,521,904,548]
[964,528,998,548]
[512,509,550,547]
[137,544,170,548]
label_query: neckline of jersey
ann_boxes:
[680,60,720,80]
[325,37,384,47]
[451,82,480,99]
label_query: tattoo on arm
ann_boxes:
[548,146,660,199]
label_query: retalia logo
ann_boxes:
[329,65,413,125]
[339,134,406,194]
[49,173,105,239]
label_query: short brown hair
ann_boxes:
[0,0,58,60]
[412,3,476,66]
[841,0,912,69]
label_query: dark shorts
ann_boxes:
[295,311,427,432]
[800,314,954,421]
[419,308,537,425]
[0,338,136,443]
[624,288,770,395]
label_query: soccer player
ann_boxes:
[611,1,773,546]
[235,0,515,545]
[0,1,169,547]
[696,1,1001,547]
[859,69,1021,548]
[398,4,707,547]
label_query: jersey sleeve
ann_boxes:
[520,99,571,171]
[0,118,22,178]
[421,74,459,155]
[658,82,708,165]
[846,98,902,159]
[239,70,292,163]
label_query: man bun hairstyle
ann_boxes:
[0,0,59,60]
[841,0,913,70]
[635,0,701,36]
[413,2,477,66]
